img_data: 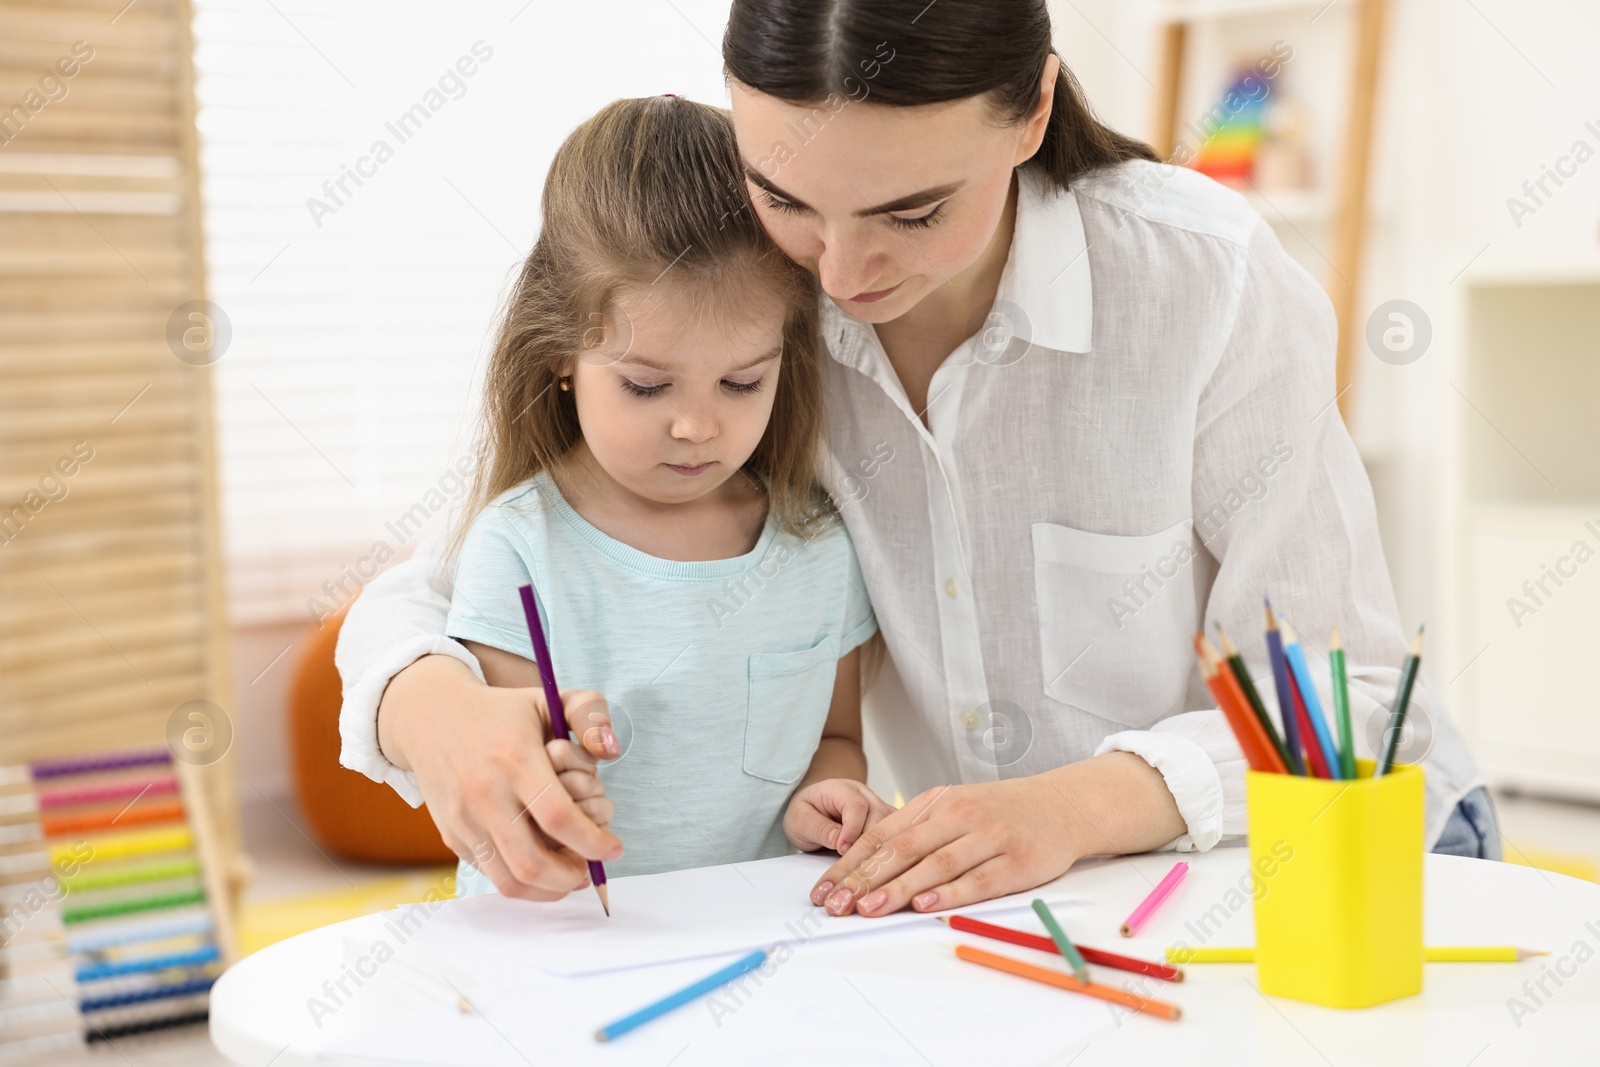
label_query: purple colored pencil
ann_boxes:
[31,748,171,780]
[517,583,610,915]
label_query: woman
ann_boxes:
[336,0,1497,914]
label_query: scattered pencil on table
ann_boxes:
[518,582,610,916]
[953,944,1182,1021]
[940,915,1183,982]
[1121,861,1189,937]
[1167,946,1546,964]
[1031,898,1089,983]
[594,948,769,1042]
[1376,625,1426,777]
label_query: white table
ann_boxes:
[211,849,1598,1065]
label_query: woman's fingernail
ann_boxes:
[858,890,888,913]
[825,888,854,912]
[600,726,620,757]
[812,880,834,905]
[913,891,938,910]
[605,845,624,861]
[826,827,840,849]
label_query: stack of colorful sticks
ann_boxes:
[1196,601,1426,780]
[0,748,226,1055]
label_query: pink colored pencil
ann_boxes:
[1120,861,1189,937]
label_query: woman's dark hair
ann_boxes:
[722,0,1156,190]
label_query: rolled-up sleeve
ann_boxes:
[335,522,481,807]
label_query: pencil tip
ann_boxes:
[1523,949,1550,959]
[1263,600,1277,629]
[597,884,611,916]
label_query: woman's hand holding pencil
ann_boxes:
[379,653,624,902]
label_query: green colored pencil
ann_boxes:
[1329,628,1357,780]
[1032,899,1089,983]
[1214,623,1293,772]
[1375,626,1425,776]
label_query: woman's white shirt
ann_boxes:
[336,160,1485,851]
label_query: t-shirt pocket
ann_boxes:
[1032,518,1196,728]
[744,636,840,785]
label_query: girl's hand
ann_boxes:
[806,752,1185,918]
[807,777,1078,917]
[378,655,624,902]
[783,778,895,854]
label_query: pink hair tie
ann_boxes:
[662,93,677,98]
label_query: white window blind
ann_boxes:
[190,0,735,625]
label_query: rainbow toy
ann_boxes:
[1,748,229,1055]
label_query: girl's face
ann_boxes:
[728,64,1054,324]
[568,278,785,508]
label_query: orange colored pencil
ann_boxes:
[1195,635,1288,774]
[954,944,1183,1021]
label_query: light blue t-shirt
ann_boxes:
[446,472,876,895]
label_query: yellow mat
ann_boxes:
[237,867,456,957]
[1503,840,1598,882]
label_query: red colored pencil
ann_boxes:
[1286,669,1333,779]
[1195,635,1288,774]
[941,915,1184,982]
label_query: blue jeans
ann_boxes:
[1431,786,1502,860]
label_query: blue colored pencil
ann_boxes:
[595,949,770,1042]
[1262,601,1306,776]
[1280,622,1345,780]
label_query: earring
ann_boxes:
[558,376,571,392]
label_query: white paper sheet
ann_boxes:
[406,853,1082,978]
[323,923,1115,1067]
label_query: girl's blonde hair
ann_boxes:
[461,96,830,543]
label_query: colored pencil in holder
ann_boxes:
[1262,600,1306,775]
[1280,621,1345,779]
[1376,626,1426,776]
[1214,623,1293,772]
[1329,628,1358,780]
[1285,669,1333,779]
[1195,635,1287,774]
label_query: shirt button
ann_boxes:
[961,710,978,730]
[943,579,958,599]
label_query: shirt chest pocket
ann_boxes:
[744,637,840,785]
[1032,519,1197,728]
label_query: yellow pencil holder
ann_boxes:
[1246,759,1424,1008]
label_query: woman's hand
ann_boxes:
[808,752,1186,917]
[783,778,895,854]
[378,655,624,901]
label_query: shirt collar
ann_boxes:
[820,164,1094,366]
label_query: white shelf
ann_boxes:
[1461,250,1600,288]
[1151,0,1338,23]
[1244,187,1330,225]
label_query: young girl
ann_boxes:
[443,96,890,897]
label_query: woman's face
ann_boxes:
[729,64,1054,324]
